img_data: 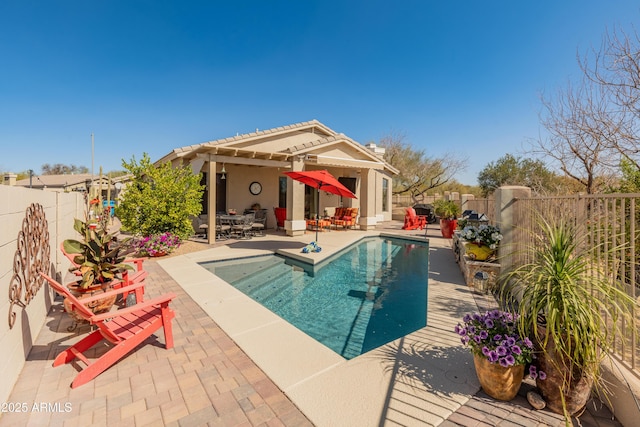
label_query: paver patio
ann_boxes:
[0,222,621,426]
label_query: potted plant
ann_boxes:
[433,199,460,238]
[500,217,635,418]
[63,215,134,314]
[455,309,544,401]
[460,224,503,261]
[134,232,181,257]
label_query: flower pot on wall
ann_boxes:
[464,243,495,261]
[473,354,524,401]
[439,219,457,238]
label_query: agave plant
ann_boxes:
[63,216,134,289]
[500,216,636,418]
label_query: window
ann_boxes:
[278,176,287,208]
[382,178,389,212]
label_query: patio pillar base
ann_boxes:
[285,220,306,237]
[359,216,378,231]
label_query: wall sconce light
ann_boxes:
[221,163,226,180]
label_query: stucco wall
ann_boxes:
[0,185,83,404]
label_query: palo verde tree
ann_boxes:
[378,131,468,202]
[116,153,204,240]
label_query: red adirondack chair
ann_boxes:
[402,207,427,230]
[40,272,176,388]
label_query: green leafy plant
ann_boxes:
[116,153,204,239]
[63,216,134,289]
[500,216,636,418]
[433,199,460,220]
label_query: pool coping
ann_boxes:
[158,229,482,426]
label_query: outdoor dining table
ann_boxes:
[219,214,252,239]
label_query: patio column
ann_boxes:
[359,169,377,230]
[285,158,306,237]
[207,160,216,244]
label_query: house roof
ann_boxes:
[15,173,130,189]
[157,119,398,174]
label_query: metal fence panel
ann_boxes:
[510,194,639,374]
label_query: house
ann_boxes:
[156,120,399,242]
[8,173,131,202]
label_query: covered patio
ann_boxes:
[155,120,398,243]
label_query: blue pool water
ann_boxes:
[199,237,428,359]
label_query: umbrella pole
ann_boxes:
[315,187,320,243]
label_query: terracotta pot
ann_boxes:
[65,282,117,323]
[473,353,525,401]
[535,327,594,415]
[439,219,457,238]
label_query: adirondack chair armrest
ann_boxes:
[77,282,146,305]
[122,269,148,285]
[124,257,145,271]
[90,292,177,322]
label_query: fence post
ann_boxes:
[461,194,475,213]
[495,186,531,274]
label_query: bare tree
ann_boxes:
[533,78,621,194]
[379,131,468,202]
[582,26,640,169]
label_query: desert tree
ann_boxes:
[532,78,621,194]
[41,163,89,175]
[477,154,559,197]
[582,26,640,169]
[378,131,468,202]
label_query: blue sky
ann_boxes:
[1,1,638,185]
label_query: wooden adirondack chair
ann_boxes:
[402,207,427,230]
[40,272,176,388]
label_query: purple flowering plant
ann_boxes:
[455,309,546,379]
[135,232,181,257]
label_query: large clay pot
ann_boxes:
[473,353,525,401]
[439,219,457,238]
[535,327,594,415]
[65,282,117,323]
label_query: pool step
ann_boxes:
[341,287,378,359]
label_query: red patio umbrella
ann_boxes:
[283,170,357,242]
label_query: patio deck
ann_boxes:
[0,221,620,426]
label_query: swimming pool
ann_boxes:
[199,237,428,359]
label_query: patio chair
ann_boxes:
[40,272,176,388]
[231,212,254,239]
[331,207,358,230]
[196,214,209,238]
[402,207,427,230]
[274,207,286,231]
[216,216,231,240]
[251,210,267,236]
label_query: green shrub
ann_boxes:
[116,153,204,239]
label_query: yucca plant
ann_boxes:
[500,216,635,420]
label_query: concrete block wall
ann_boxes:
[0,185,84,404]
